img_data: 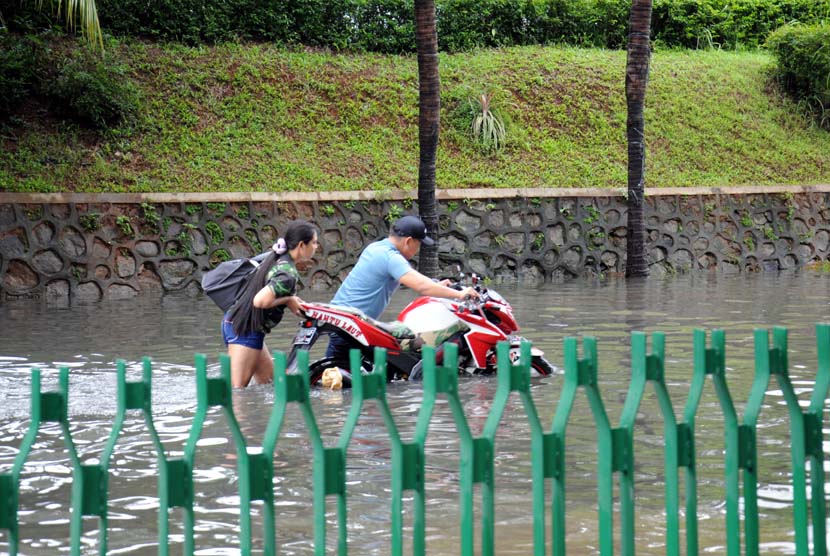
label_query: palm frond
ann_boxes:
[39,0,103,49]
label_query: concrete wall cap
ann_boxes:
[3,184,830,204]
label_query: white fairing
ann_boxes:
[400,299,459,334]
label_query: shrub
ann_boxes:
[351,0,415,53]
[652,0,830,50]
[45,48,141,129]
[766,23,830,128]
[4,0,830,53]
[0,34,48,119]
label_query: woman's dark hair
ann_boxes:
[229,220,317,336]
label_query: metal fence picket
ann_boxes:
[808,324,830,556]
[407,343,475,556]
[617,332,673,556]
[76,358,166,555]
[477,341,546,556]
[331,347,403,556]
[744,327,830,556]
[683,329,741,556]
[183,353,252,555]
[255,349,334,556]
[1,368,79,556]
[550,336,615,556]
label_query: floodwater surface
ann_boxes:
[1,271,829,555]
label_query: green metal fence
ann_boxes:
[1,326,829,556]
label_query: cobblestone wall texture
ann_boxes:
[1,189,829,304]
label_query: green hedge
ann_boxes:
[0,34,46,118]
[0,33,140,129]
[652,0,830,49]
[1,0,829,52]
[766,23,830,128]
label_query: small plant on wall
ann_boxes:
[79,213,101,232]
[140,202,160,233]
[385,204,403,223]
[115,215,133,238]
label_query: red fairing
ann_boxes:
[484,300,519,334]
[456,308,507,368]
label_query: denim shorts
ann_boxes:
[222,319,265,350]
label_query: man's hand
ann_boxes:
[457,287,479,301]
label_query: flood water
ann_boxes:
[1,271,829,555]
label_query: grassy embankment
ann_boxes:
[2,42,829,193]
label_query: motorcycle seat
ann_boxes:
[317,303,415,340]
[372,319,415,340]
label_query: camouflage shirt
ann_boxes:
[262,255,300,332]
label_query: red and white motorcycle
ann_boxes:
[285,275,555,386]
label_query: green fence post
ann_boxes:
[254,350,313,556]
[746,327,819,556]
[641,332,682,556]
[73,359,160,555]
[619,332,673,556]
[408,343,476,556]
[549,338,577,556]
[477,341,545,556]
[744,325,828,556]
[327,348,402,556]
[741,329,768,556]
[116,356,194,556]
[683,329,740,556]
[0,369,55,556]
[263,349,332,556]
[549,336,613,556]
[0,368,84,556]
[182,354,252,556]
[809,324,830,556]
[680,334,703,556]
[617,334,644,556]
[44,368,87,556]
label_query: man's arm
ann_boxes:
[399,269,478,300]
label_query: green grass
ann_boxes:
[2,42,829,192]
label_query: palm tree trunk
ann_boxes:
[414,0,440,278]
[624,0,653,277]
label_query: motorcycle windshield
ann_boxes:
[485,288,505,304]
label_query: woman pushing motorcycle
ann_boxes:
[222,220,319,388]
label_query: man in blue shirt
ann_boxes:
[326,215,478,358]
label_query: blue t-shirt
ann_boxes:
[331,238,413,319]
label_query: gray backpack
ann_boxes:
[201,252,270,311]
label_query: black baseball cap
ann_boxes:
[392,215,435,246]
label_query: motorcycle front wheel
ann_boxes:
[530,355,556,377]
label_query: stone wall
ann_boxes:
[1,187,829,304]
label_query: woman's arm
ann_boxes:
[253,286,304,315]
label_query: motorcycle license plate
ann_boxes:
[293,327,317,345]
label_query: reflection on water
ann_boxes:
[1,271,830,555]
